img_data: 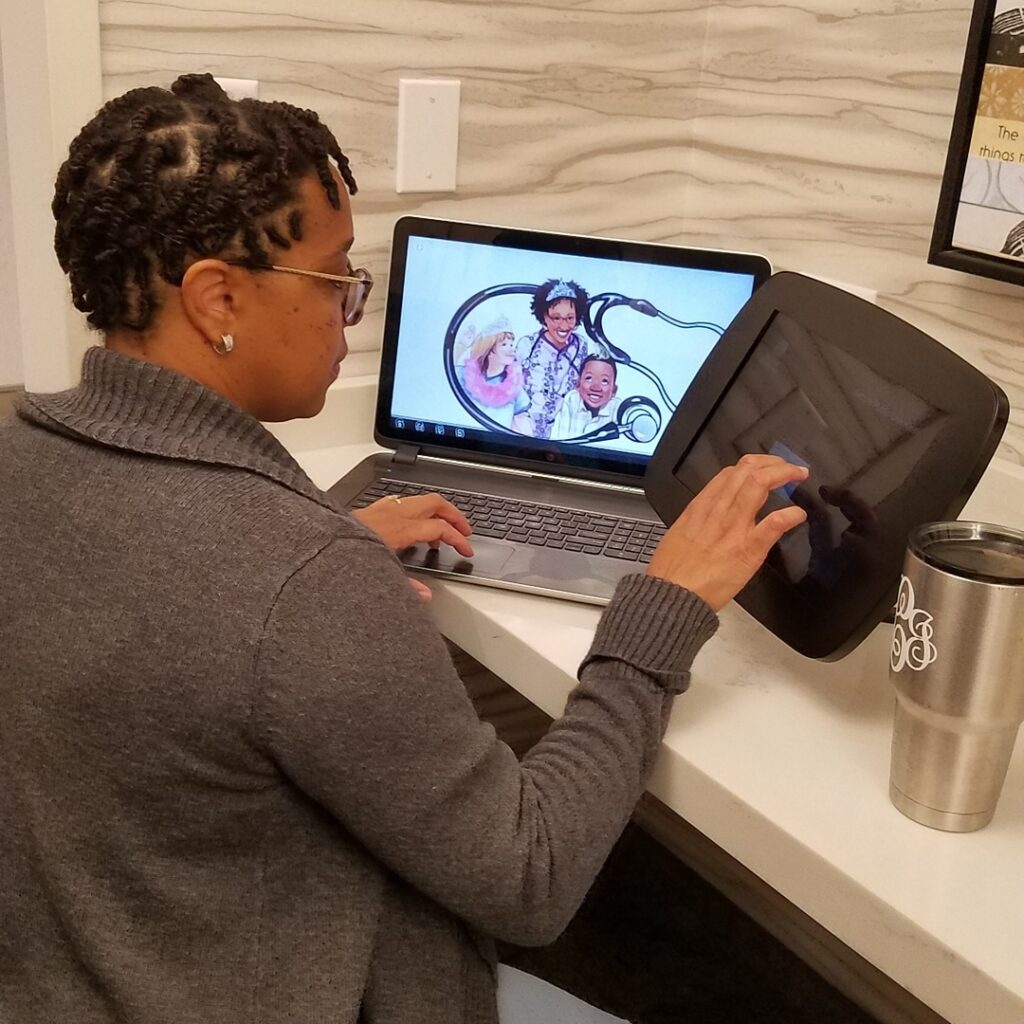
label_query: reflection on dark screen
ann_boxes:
[674,311,947,593]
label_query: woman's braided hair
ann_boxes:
[52,73,357,332]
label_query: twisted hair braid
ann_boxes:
[52,73,357,332]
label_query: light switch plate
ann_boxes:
[214,77,260,101]
[396,78,460,193]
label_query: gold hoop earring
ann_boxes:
[213,333,234,355]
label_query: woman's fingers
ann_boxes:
[752,504,809,555]
[404,519,475,559]
[647,456,809,611]
[401,493,472,536]
[682,455,803,531]
[351,493,474,555]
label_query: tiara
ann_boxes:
[546,280,576,301]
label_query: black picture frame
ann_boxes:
[929,0,1024,286]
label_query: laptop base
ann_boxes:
[329,452,659,605]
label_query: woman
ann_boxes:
[456,318,530,431]
[516,278,591,438]
[0,74,806,1024]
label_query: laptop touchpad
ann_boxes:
[398,539,515,578]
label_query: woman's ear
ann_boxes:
[179,259,237,346]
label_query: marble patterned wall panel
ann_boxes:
[99,0,712,367]
[98,0,1024,462]
[692,0,1024,463]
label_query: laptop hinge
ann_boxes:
[392,445,419,466]
[414,453,644,495]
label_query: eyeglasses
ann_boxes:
[228,262,374,326]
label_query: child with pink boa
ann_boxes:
[456,318,531,431]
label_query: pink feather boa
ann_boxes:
[462,357,524,407]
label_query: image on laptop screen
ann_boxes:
[377,218,770,481]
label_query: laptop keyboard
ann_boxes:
[349,479,667,563]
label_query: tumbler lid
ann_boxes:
[910,521,1024,585]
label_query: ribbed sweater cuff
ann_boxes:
[579,573,718,693]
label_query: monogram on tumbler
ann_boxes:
[889,521,1024,832]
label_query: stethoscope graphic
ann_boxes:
[444,284,727,444]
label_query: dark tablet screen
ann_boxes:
[646,272,1007,659]
[674,309,952,639]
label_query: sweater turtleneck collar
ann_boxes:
[16,346,332,509]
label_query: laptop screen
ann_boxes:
[375,217,771,482]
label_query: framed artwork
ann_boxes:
[930,0,1024,285]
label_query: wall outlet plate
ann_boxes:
[396,78,460,193]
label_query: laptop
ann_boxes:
[328,216,771,604]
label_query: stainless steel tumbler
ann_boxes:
[889,521,1024,832]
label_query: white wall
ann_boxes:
[0,0,101,392]
[0,34,23,387]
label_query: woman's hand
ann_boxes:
[352,492,474,603]
[352,493,474,557]
[646,454,809,611]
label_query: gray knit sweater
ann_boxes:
[0,347,717,1024]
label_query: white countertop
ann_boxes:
[283,375,1024,1024]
